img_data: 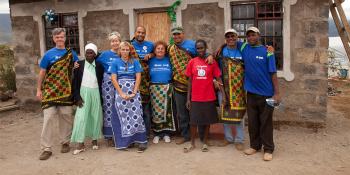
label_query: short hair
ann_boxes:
[108,31,121,41]
[135,26,146,33]
[52,28,66,36]
[195,39,207,49]
[153,40,168,54]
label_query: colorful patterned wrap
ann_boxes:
[129,44,150,103]
[216,45,246,124]
[167,44,191,92]
[41,48,74,109]
[150,84,176,132]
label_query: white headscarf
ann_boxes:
[85,43,98,55]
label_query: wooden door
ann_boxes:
[138,12,171,44]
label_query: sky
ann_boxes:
[0,0,349,15]
[0,0,9,13]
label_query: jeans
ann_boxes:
[218,92,245,143]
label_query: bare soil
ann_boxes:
[0,79,349,175]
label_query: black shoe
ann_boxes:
[39,151,52,160]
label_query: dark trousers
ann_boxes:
[142,102,151,137]
[174,91,190,140]
[174,91,205,140]
[247,92,275,153]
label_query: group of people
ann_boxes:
[36,25,280,162]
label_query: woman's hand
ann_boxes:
[76,99,84,108]
[120,92,129,100]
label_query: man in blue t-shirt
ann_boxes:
[36,28,79,161]
[170,26,213,145]
[216,29,245,151]
[240,27,281,161]
[131,26,154,138]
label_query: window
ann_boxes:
[43,13,80,54]
[231,0,283,70]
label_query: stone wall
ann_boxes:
[83,10,130,51]
[181,2,225,53]
[275,0,329,127]
[12,16,41,105]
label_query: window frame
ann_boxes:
[231,0,284,70]
[43,12,80,55]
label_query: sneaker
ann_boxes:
[244,148,257,155]
[92,145,99,150]
[263,153,273,161]
[217,140,230,147]
[153,136,160,144]
[163,136,171,143]
[61,143,70,153]
[234,143,244,151]
[73,148,85,155]
[39,151,52,160]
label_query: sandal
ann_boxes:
[183,144,194,153]
[201,144,209,152]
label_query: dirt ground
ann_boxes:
[0,79,350,175]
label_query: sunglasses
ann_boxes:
[124,62,128,72]
[225,35,236,39]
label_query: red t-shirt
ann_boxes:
[185,57,221,102]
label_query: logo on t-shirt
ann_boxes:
[143,46,148,52]
[196,66,207,79]
[256,56,264,60]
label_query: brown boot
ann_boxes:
[39,151,52,160]
[244,148,257,155]
[217,140,230,147]
[176,138,190,145]
[61,143,70,153]
[234,143,244,151]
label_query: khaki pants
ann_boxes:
[41,106,73,151]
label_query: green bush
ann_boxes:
[0,45,16,92]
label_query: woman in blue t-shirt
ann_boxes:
[96,31,121,147]
[110,42,148,153]
[148,41,176,144]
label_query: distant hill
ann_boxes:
[0,13,12,44]
[329,18,350,37]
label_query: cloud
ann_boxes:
[0,0,10,14]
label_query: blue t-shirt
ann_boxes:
[96,50,120,73]
[132,40,154,59]
[110,58,143,79]
[240,43,277,96]
[219,46,243,71]
[177,39,197,57]
[148,56,172,83]
[39,47,79,69]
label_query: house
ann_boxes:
[9,0,329,126]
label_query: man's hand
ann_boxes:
[186,100,191,110]
[205,54,214,64]
[36,89,42,100]
[266,45,275,53]
[74,61,80,69]
[143,53,153,61]
[272,93,281,104]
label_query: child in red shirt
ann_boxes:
[184,39,225,153]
